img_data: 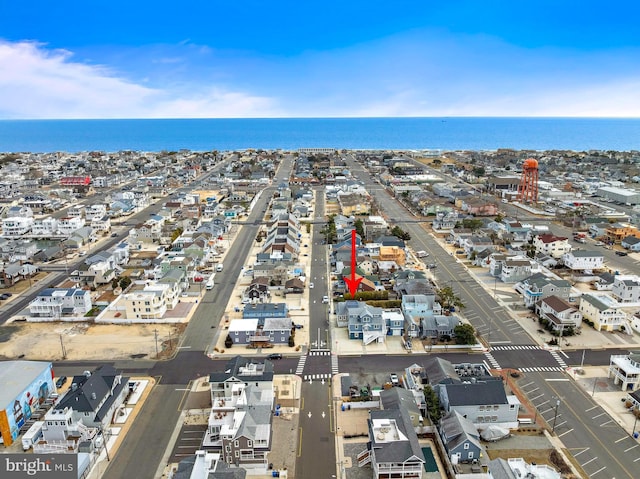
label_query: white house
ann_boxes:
[2,217,33,236]
[533,234,572,259]
[28,288,93,319]
[609,352,640,391]
[57,217,85,236]
[611,275,640,303]
[561,250,604,271]
[31,217,59,237]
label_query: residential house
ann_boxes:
[621,235,640,252]
[31,217,59,237]
[561,250,605,271]
[534,296,583,334]
[498,258,536,284]
[609,352,640,391]
[579,293,628,332]
[338,192,371,216]
[2,216,33,236]
[337,300,386,344]
[532,233,571,259]
[123,287,169,320]
[379,387,425,431]
[611,275,640,303]
[50,365,129,429]
[383,309,405,336]
[0,262,23,287]
[421,315,462,341]
[57,217,86,236]
[378,246,406,266]
[262,318,292,345]
[227,319,259,345]
[204,357,274,469]
[28,288,92,319]
[253,264,290,286]
[356,408,426,479]
[402,294,435,338]
[514,273,572,308]
[244,277,271,303]
[439,380,520,429]
[242,303,288,321]
[606,223,640,243]
[488,458,560,479]
[174,451,247,479]
[439,411,484,465]
[460,235,494,256]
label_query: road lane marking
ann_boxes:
[616,436,629,443]
[634,456,640,462]
[590,466,606,476]
[586,405,598,412]
[537,400,550,407]
[522,381,535,387]
[298,427,303,457]
[581,457,598,466]
[592,413,606,419]
[573,448,589,457]
[545,379,569,382]
[527,387,539,393]
[558,428,573,438]
[600,420,614,427]
[624,444,639,452]
[530,394,544,401]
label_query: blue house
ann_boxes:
[439,411,484,464]
[341,301,386,344]
[242,303,288,322]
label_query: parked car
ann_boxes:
[389,373,400,386]
[322,295,329,304]
[111,232,119,237]
[55,376,67,388]
[595,241,604,246]
[0,294,10,300]
[616,251,628,256]
[267,353,283,360]
[309,282,314,289]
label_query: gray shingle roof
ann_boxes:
[444,379,507,406]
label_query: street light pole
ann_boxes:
[552,399,561,434]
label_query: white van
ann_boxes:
[216,263,224,272]
[22,421,44,450]
[206,275,215,290]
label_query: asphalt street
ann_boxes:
[34,154,640,479]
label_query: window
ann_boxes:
[464,443,469,450]
[247,440,252,447]
[225,445,231,452]
[234,451,239,458]
[235,440,239,447]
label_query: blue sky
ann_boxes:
[1,1,639,118]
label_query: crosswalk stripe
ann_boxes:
[295,355,307,375]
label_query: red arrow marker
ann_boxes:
[344,229,362,297]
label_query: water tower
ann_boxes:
[517,158,539,203]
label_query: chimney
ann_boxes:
[91,392,97,400]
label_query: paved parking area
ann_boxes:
[168,424,207,464]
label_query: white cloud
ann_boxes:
[0,41,279,119]
[2,36,640,119]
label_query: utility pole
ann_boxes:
[154,329,159,358]
[59,334,67,359]
[552,399,561,434]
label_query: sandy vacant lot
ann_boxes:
[0,322,181,361]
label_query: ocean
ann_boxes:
[0,117,639,153]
